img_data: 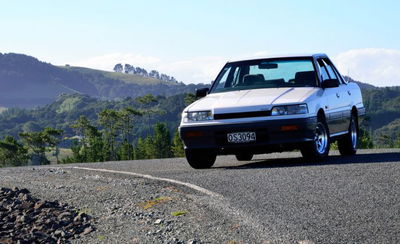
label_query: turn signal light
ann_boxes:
[280,125,299,131]
[184,131,204,138]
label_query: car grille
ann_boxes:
[213,111,271,120]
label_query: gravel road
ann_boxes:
[1,149,400,243]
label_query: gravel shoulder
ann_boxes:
[0,166,264,244]
[1,149,400,243]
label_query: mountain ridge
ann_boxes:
[0,53,206,108]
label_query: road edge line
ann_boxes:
[70,166,223,198]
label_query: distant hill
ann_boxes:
[0,53,207,108]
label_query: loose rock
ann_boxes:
[0,187,95,243]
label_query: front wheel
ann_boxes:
[301,120,330,161]
[235,153,253,161]
[185,149,216,169]
[338,114,358,156]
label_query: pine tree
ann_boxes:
[134,138,146,159]
[153,123,172,158]
[19,127,63,165]
[71,116,104,162]
[0,136,29,167]
[99,109,121,161]
[144,136,156,159]
[171,130,185,157]
[118,107,142,160]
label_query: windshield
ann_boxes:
[210,58,317,93]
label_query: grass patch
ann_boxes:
[56,96,81,113]
[76,207,92,215]
[330,141,338,150]
[97,235,106,241]
[45,148,73,164]
[171,211,187,216]
[139,196,172,209]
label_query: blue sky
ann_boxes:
[1,0,400,86]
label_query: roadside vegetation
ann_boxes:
[0,94,187,167]
[1,87,400,167]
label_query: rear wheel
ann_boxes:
[235,153,253,161]
[301,119,330,161]
[338,114,358,156]
[185,149,216,169]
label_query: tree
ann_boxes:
[70,116,104,162]
[397,131,400,148]
[144,136,156,159]
[118,107,142,160]
[124,64,134,74]
[184,93,197,105]
[136,94,157,106]
[44,127,63,163]
[0,136,29,167]
[171,130,185,157]
[99,109,121,161]
[133,137,146,159]
[113,63,123,73]
[153,123,172,158]
[19,127,63,165]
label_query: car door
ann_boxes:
[316,58,347,135]
[328,59,353,131]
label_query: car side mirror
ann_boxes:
[321,79,339,88]
[195,88,209,98]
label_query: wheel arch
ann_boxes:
[351,106,359,133]
[317,108,327,122]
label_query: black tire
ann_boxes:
[235,153,253,161]
[301,119,330,161]
[185,149,216,169]
[338,114,358,156]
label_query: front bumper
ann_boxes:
[179,117,317,154]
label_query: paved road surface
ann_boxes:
[63,149,400,243]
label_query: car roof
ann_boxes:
[228,53,328,63]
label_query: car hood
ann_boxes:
[186,87,318,114]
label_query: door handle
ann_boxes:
[336,93,340,98]
[347,91,351,95]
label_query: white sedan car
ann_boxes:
[179,54,365,169]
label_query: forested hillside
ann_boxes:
[0,93,189,140]
[0,53,207,108]
[0,93,194,166]
[361,86,400,145]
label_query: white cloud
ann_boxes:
[334,48,400,87]
[157,56,227,84]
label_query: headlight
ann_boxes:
[271,104,308,116]
[183,111,213,122]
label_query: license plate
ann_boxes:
[227,132,256,143]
